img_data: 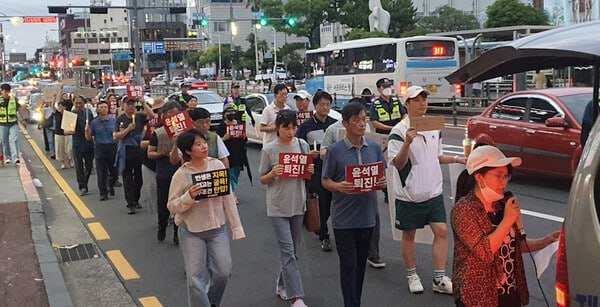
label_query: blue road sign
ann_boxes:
[169,62,177,71]
[252,11,264,18]
[192,12,205,18]
[113,53,133,60]
[143,41,166,54]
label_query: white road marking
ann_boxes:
[521,209,564,223]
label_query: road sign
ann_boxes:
[143,41,166,54]
[169,63,177,71]
[110,42,130,50]
[23,17,58,24]
[113,53,133,60]
[252,12,265,18]
[192,12,205,18]
[69,48,87,55]
[264,53,273,59]
[164,39,202,51]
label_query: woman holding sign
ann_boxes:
[168,129,245,307]
[259,110,314,307]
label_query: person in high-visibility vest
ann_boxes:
[223,84,256,126]
[177,83,193,110]
[369,78,406,134]
[0,83,23,164]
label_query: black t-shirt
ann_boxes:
[149,131,180,180]
[115,112,148,138]
[488,211,521,307]
[141,136,156,172]
[54,111,65,135]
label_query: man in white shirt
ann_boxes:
[260,84,291,145]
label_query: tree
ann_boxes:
[338,0,417,37]
[417,5,480,33]
[345,29,389,40]
[198,45,231,69]
[486,0,549,28]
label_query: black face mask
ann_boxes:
[226,114,235,121]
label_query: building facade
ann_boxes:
[413,0,529,25]
[319,22,350,47]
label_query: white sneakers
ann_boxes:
[275,285,287,300]
[407,274,424,294]
[433,276,453,294]
[291,299,307,307]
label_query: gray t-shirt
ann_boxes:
[259,138,309,217]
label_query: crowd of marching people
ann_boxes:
[4,79,564,307]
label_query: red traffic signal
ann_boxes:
[71,58,80,66]
[49,59,57,68]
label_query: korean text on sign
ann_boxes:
[297,111,313,126]
[126,85,144,99]
[191,168,231,200]
[163,110,194,138]
[227,124,246,139]
[345,161,385,193]
[278,152,313,180]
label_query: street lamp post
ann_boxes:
[254,24,259,78]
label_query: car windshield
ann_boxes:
[264,93,316,112]
[559,93,591,125]
[191,92,222,104]
[109,87,127,97]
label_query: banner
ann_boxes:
[191,168,231,199]
[345,161,384,193]
[126,85,144,99]
[227,123,246,139]
[278,152,313,179]
[162,110,194,138]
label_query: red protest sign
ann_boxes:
[345,161,385,193]
[145,113,162,138]
[227,123,246,139]
[278,152,313,179]
[297,111,313,126]
[163,110,194,138]
[126,85,144,99]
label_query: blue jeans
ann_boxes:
[0,124,19,161]
[230,166,242,192]
[45,128,55,156]
[179,224,232,307]
[270,215,305,300]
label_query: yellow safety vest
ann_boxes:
[227,96,247,122]
[374,97,402,123]
[0,97,18,124]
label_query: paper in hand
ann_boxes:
[533,241,559,278]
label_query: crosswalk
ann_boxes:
[442,144,465,155]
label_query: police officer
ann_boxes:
[177,83,193,109]
[224,84,256,126]
[369,78,405,134]
[0,83,23,164]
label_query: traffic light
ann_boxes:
[49,59,57,68]
[200,18,209,27]
[188,30,198,38]
[259,17,268,26]
[71,58,80,66]
[287,17,297,27]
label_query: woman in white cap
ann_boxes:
[451,145,560,307]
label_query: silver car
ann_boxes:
[168,90,224,129]
[557,112,600,306]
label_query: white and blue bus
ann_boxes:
[305,36,460,106]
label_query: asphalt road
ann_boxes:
[23,122,566,307]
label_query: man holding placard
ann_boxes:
[0,84,24,164]
[66,95,95,196]
[387,86,467,295]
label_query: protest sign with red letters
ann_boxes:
[191,168,231,200]
[163,109,194,138]
[296,111,313,126]
[227,123,246,139]
[345,161,385,193]
[126,85,144,100]
[279,152,313,179]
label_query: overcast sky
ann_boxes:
[0,0,126,58]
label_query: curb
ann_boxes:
[17,160,74,307]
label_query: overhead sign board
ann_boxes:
[113,53,133,60]
[192,12,205,18]
[69,48,87,55]
[23,17,58,24]
[143,41,166,54]
[252,11,265,18]
[110,42,130,50]
[164,39,202,51]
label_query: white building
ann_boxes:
[69,8,130,68]
[319,22,350,47]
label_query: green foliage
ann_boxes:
[345,29,389,40]
[486,0,549,28]
[417,5,480,33]
[184,52,200,67]
[198,45,231,69]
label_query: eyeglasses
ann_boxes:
[486,173,512,182]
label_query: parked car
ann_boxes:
[243,92,343,144]
[556,106,600,307]
[466,87,591,178]
[168,90,224,129]
[170,76,184,87]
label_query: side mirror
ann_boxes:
[545,117,568,128]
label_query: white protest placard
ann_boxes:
[42,87,61,102]
[61,111,78,132]
[73,87,98,99]
[534,241,559,278]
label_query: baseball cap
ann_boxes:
[223,103,235,112]
[466,145,522,175]
[293,90,311,100]
[376,78,393,88]
[181,83,190,88]
[402,86,429,103]
[232,83,240,89]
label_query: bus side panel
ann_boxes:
[306,76,325,95]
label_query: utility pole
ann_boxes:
[229,0,235,80]
[130,0,143,85]
[254,25,259,78]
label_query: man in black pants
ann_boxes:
[66,95,95,196]
[147,101,182,245]
[86,100,118,201]
[114,98,154,214]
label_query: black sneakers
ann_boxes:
[157,227,166,242]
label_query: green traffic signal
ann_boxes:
[287,17,297,27]
[200,18,209,27]
[259,17,268,26]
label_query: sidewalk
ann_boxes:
[0,162,72,307]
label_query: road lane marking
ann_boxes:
[88,222,111,240]
[139,297,163,307]
[522,209,564,223]
[20,125,95,219]
[106,250,140,280]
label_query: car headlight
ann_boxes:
[32,112,43,122]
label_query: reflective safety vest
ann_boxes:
[179,94,191,105]
[0,97,18,124]
[374,97,403,124]
[206,131,219,159]
[226,96,247,122]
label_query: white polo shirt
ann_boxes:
[387,117,443,203]
[260,101,290,146]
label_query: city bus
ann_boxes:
[305,36,460,106]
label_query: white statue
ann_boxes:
[369,0,390,33]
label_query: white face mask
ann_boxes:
[478,179,503,203]
[382,88,393,96]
